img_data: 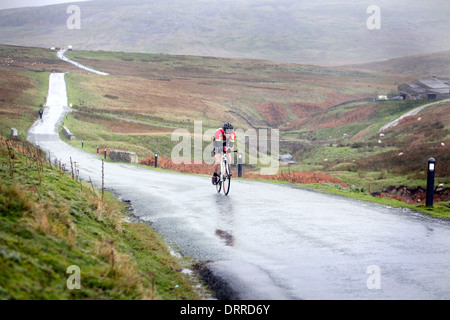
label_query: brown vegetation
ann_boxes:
[254,101,288,126]
[0,45,79,73]
[139,154,348,187]
[140,155,216,175]
[73,111,173,134]
[372,186,449,204]
[244,171,348,187]
[0,72,33,117]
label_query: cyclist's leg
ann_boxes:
[213,153,221,174]
[212,153,221,184]
[212,144,223,176]
[225,152,232,177]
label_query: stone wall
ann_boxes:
[62,126,75,140]
[109,150,138,163]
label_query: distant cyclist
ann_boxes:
[38,105,44,119]
[212,122,236,185]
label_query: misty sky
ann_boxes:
[0,0,91,10]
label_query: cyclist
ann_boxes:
[212,122,236,185]
[38,105,44,119]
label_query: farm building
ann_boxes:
[398,78,450,100]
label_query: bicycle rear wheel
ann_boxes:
[216,175,222,193]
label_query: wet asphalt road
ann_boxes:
[28,73,450,300]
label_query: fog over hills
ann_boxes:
[0,0,92,10]
[1,0,450,66]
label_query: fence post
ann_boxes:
[102,159,104,202]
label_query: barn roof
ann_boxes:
[417,78,450,90]
[399,78,450,96]
[399,83,426,94]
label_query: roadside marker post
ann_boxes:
[426,157,436,207]
[155,152,158,168]
[238,152,243,178]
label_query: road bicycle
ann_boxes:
[214,150,236,196]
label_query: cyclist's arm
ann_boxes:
[214,131,224,153]
[225,133,236,152]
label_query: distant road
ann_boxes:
[379,99,450,132]
[56,49,109,75]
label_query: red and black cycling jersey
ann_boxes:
[213,128,236,153]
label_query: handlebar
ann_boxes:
[215,147,239,153]
[222,150,238,155]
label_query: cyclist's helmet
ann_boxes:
[223,122,233,133]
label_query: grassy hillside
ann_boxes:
[290,99,450,188]
[1,0,450,65]
[344,50,450,77]
[61,48,408,160]
[0,135,207,299]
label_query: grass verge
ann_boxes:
[238,175,449,219]
[0,135,208,299]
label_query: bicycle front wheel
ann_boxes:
[223,176,230,195]
[223,164,231,195]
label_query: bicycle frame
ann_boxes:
[215,152,231,195]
